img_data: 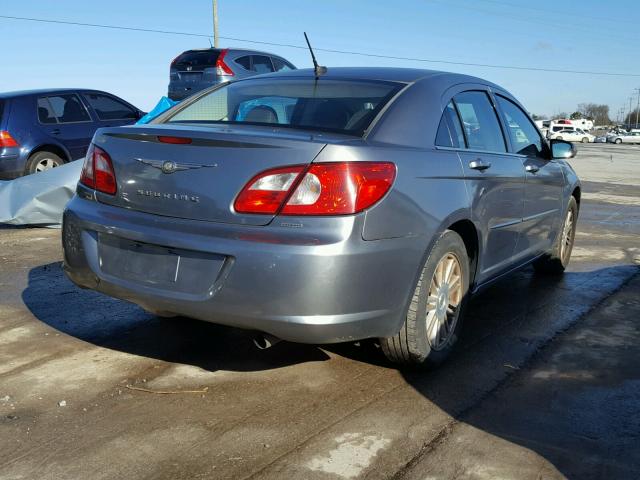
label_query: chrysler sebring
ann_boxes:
[62,67,580,367]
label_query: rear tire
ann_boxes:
[582,137,589,143]
[25,151,64,175]
[380,230,470,368]
[533,197,578,274]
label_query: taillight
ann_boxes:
[0,130,19,147]
[234,166,305,214]
[157,135,192,144]
[234,162,396,216]
[80,144,117,195]
[215,49,234,76]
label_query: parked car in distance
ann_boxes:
[608,131,640,144]
[549,128,594,143]
[0,89,144,179]
[168,48,296,101]
[63,67,580,368]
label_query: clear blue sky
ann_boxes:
[2,0,640,120]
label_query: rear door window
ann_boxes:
[272,57,294,72]
[495,95,544,157]
[37,98,57,124]
[251,55,274,74]
[436,101,466,148]
[453,91,506,152]
[82,93,137,121]
[39,94,91,123]
[235,55,251,70]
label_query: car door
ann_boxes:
[448,90,526,283]
[36,93,96,160]
[495,94,564,260]
[80,92,139,128]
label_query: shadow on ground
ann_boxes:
[21,262,330,372]
[21,260,640,479]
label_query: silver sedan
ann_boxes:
[62,67,581,367]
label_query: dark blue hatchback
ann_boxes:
[0,89,143,179]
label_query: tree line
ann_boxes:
[533,103,612,126]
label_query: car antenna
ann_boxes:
[304,32,327,78]
[208,37,213,48]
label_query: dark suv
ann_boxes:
[168,48,296,101]
[0,89,143,179]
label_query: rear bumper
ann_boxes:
[0,148,25,179]
[62,196,424,343]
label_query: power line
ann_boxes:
[477,0,638,26]
[428,0,640,45]
[2,14,640,78]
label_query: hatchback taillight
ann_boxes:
[0,130,19,147]
[215,49,234,76]
[80,144,117,195]
[234,162,396,216]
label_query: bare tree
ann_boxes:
[577,103,611,125]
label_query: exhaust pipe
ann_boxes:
[253,333,281,350]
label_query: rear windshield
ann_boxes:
[164,78,403,136]
[172,50,220,69]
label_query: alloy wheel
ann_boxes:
[35,158,60,172]
[560,208,574,263]
[425,253,463,351]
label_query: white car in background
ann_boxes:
[549,128,595,143]
[607,131,640,144]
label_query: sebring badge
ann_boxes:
[135,158,217,174]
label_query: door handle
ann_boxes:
[50,129,61,135]
[469,159,491,171]
[525,165,540,173]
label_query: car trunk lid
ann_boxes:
[92,124,332,226]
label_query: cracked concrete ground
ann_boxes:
[0,143,638,479]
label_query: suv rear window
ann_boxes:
[165,78,403,136]
[171,50,220,70]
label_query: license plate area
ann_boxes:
[97,233,225,295]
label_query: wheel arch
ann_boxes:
[28,144,71,163]
[447,219,480,289]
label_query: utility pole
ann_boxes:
[635,88,640,128]
[213,0,219,48]
[629,97,633,127]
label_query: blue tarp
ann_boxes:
[136,97,178,124]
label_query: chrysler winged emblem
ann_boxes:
[135,158,217,174]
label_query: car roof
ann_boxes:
[250,66,501,86]
[180,47,285,56]
[0,88,106,99]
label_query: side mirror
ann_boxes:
[550,139,576,159]
[136,110,147,120]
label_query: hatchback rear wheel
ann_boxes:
[26,151,64,174]
[380,230,470,367]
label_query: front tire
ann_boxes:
[534,197,578,274]
[556,136,563,141]
[380,230,470,367]
[582,137,589,143]
[25,151,64,175]
[615,138,622,144]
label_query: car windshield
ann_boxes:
[164,78,403,136]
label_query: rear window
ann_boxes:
[164,78,403,136]
[172,50,220,69]
[82,93,137,120]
